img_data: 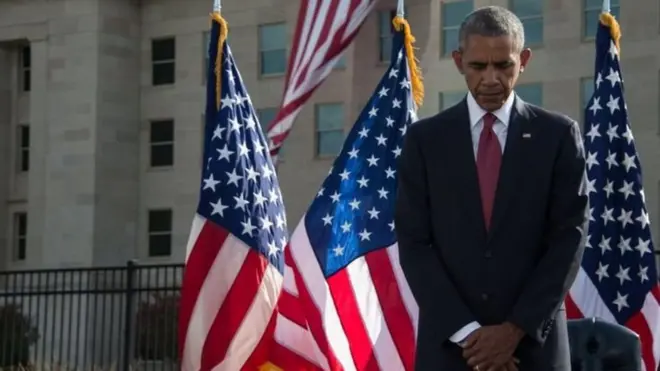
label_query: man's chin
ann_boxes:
[477,97,504,111]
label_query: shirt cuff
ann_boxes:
[449,321,481,344]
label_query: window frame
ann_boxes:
[441,0,474,57]
[149,119,175,168]
[16,124,29,173]
[147,209,173,257]
[509,0,544,46]
[582,0,620,39]
[314,103,345,158]
[151,37,176,86]
[258,22,287,76]
[12,212,27,261]
[19,45,31,92]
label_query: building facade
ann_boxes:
[0,0,659,270]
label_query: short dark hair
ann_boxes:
[458,6,525,52]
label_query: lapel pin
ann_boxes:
[522,133,531,138]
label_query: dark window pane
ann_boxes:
[379,35,393,62]
[153,62,175,85]
[581,77,594,108]
[516,83,543,106]
[512,0,542,17]
[442,28,460,56]
[16,238,26,260]
[22,70,30,92]
[150,120,174,143]
[16,213,27,235]
[21,46,30,68]
[257,108,278,131]
[20,150,29,172]
[152,38,175,61]
[150,144,174,167]
[316,104,344,131]
[259,24,286,50]
[149,234,172,257]
[260,50,286,75]
[149,210,172,232]
[440,91,466,110]
[522,17,543,45]
[317,130,344,156]
[20,125,29,147]
[442,0,473,27]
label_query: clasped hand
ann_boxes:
[461,323,524,371]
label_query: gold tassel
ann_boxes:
[258,362,283,371]
[210,12,229,110]
[599,12,621,54]
[392,16,424,108]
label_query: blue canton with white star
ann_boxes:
[198,21,286,274]
[582,20,657,323]
[304,30,416,277]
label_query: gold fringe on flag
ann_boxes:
[259,361,283,371]
[211,11,229,110]
[392,15,424,108]
[599,11,621,53]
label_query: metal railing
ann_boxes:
[0,261,184,371]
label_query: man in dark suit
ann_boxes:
[395,6,588,371]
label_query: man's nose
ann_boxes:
[482,66,499,84]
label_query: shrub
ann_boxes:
[134,294,179,361]
[0,304,39,368]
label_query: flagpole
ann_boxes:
[214,0,221,12]
[601,0,610,13]
[397,0,404,17]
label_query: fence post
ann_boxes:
[122,260,138,371]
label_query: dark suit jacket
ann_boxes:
[395,96,589,371]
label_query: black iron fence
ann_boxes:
[0,261,184,371]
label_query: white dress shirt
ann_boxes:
[448,91,516,344]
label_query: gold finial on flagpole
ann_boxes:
[213,0,221,12]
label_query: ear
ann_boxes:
[519,48,532,73]
[452,50,464,75]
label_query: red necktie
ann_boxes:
[476,113,502,230]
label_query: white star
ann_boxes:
[588,207,596,222]
[617,236,633,256]
[357,176,369,188]
[262,164,273,180]
[348,148,359,159]
[385,167,396,178]
[267,241,279,256]
[233,194,249,210]
[366,155,379,167]
[339,170,351,181]
[212,125,226,140]
[388,221,395,231]
[615,265,632,286]
[340,221,351,233]
[636,210,650,229]
[202,173,220,192]
[638,265,650,283]
[392,146,402,158]
[588,97,602,115]
[253,191,267,206]
[585,124,600,142]
[268,189,279,203]
[612,291,629,312]
[608,41,619,60]
[349,198,361,210]
[237,142,250,157]
[618,180,635,200]
[253,140,265,155]
[245,166,259,182]
[392,98,402,108]
[358,127,369,138]
[216,144,234,161]
[598,235,612,255]
[595,72,603,89]
[260,216,274,230]
[388,68,398,78]
[606,95,620,114]
[226,169,242,186]
[617,209,633,229]
[622,125,634,144]
[595,262,609,282]
[634,238,652,257]
[603,180,614,198]
[333,245,345,256]
[229,116,241,132]
[330,191,340,203]
[605,68,621,87]
[621,153,637,172]
[317,188,324,197]
[585,152,599,170]
[385,116,395,127]
[378,87,389,97]
[605,151,618,169]
[241,218,257,236]
[585,234,592,249]
[375,134,387,146]
[399,78,411,89]
[367,207,380,219]
[209,198,228,216]
[359,229,372,241]
[377,187,389,199]
[605,122,619,142]
[322,213,333,226]
[275,214,286,229]
[368,107,378,118]
[600,207,615,225]
[399,125,407,136]
[245,115,257,130]
[220,95,234,109]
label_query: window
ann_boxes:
[511,0,543,45]
[315,103,344,157]
[151,38,175,85]
[441,1,473,56]
[516,83,543,106]
[581,77,594,122]
[259,23,287,75]
[17,124,29,172]
[148,209,172,257]
[439,91,467,110]
[584,0,619,38]
[257,108,278,132]
[150,120,174,167]
[20,45,30,92]
[378,10,397,62]
[13,212,27,261]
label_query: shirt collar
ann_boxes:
[466,91,515,128]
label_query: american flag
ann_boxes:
[273,22,418,370]
[266,0,377,162]
[565,11,660,371]
[178,11,287,371]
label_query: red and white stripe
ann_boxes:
[273,217,419,370]
[178,215,283,371]
[266,0,377,162]
[567,267,660,371]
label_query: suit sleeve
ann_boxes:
[395,127,479,343]
[507,120,589,344]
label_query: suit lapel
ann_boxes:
[451,99,488,235]
[488,96,535,238]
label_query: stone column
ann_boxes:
[0,47,11,269]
